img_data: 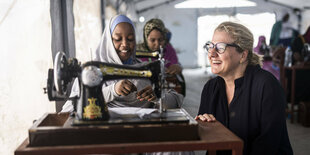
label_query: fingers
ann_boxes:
[115,80,137,96]
[136,86,156,101]
[123,80,137,92]
[166,64,182,75]
[195,114,216,122]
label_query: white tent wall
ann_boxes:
[73,0,102,63]
[301,10,310,34]
[0,1,54,155]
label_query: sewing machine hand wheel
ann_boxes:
[54,52,69,95]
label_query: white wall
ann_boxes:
[73,0,102,63]
[0,0,54,155]
[301,10,310,34]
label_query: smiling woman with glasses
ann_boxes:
[196,22,293,155]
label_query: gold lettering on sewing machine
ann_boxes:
[100,65,152,77]
[136,51,159,57]
[83,97,102,119]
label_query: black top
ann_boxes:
[291,35,304,65]
[198,65,293,155]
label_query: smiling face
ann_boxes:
[112,22,135,62]
[147,29,165,51]
[208,30,246,78]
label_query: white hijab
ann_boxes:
[94,15,136,64]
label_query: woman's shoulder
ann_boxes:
[203,76,222,90]
[247,65,280,85]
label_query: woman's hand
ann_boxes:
[166,64,182,75]
[136,86,156,101]
[195,114,216,122]
[115,80,137,96]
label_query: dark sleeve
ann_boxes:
[198,80,213,115]
[291,36,303,54]
[250,76,288,155]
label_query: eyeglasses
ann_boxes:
[203,41,241,54]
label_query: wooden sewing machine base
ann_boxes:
[28,108,199,147]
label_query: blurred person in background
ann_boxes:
[254,36,280,80]
[270,13,298,47]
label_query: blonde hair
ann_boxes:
[215,22,263,66]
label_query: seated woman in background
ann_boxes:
[136,18,185,96]
[62,15,183,112]
[137,18,182,75]
[291,26,310,65]
[196,22,292,155]
[254,35,280,80]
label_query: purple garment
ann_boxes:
[262,60,280,80]
[139,43,179,68]
[254,36,266,55]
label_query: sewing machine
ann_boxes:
[136,47,186,96]
[45,51,190,126]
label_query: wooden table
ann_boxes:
[15,120,243,155]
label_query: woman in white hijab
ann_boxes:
[62,15,183,112]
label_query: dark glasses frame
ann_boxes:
[203,41,241,54]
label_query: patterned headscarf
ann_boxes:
[137,18,167,52]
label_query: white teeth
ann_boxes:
[121,50,128,53]
[212,60,221,64]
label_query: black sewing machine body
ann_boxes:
[47,52,163,122]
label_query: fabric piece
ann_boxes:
[109,107,157,119]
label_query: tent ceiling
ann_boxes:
[269,0,310,10]
[133,0,310,14]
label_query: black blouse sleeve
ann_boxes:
[198,80,212,115]
[250,76,288,155]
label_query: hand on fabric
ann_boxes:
[136,85,156,101]
[195,114,216,122]
[115,80,137,96]
[166,64,182,75]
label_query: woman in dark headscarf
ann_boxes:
[254,36,267,55]
[137,18,182,75]
[291,26,310,65]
